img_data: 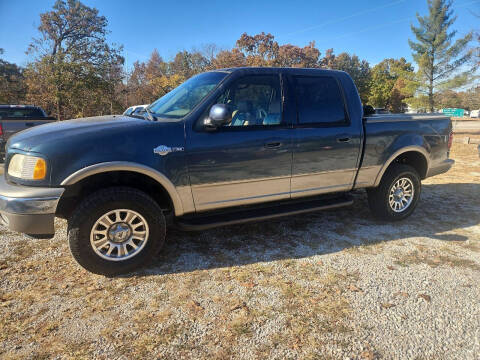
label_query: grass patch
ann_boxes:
[393,250,480,271]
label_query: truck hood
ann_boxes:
[8,115,148,151]
[5,114,187,187]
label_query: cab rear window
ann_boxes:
[0,108,45,119]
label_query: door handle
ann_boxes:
[265,142,282,149]
[336,137,351,143]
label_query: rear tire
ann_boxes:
[367,164,421,221]
[68,187,165,276]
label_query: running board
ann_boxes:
[175,195,353,231]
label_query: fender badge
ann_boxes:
[153,145,184,156]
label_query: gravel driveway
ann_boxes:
[0,142,479,359]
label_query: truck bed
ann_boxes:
[355,113,452,189]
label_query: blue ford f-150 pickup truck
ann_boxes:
[0,68,454,275]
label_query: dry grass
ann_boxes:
[392,248,480,271]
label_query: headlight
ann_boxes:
[8,154,47,180]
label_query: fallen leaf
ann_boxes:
[381,303,396,309]
[418,294,431,302]
[242,281,256,288]
[386,265,395,270]
[230,301,248,312]
[189,300,204,311]
[360,350,375,360]
[394,291,409,298]
[349,284,362,292]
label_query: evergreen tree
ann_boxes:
[409,0,473,112]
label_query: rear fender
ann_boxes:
[374,134,430,187]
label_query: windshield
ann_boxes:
[148,72,228,119]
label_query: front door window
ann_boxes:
[216,75,283,127]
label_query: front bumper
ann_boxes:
[426,159,455,178]
[0,176,64,235]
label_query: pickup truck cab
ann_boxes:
[0,105,55,158]
[0,68,454,275]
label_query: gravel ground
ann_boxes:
[0,142,479,359]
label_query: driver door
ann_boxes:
[186,73,293,212]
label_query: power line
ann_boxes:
[280,0,480,41]
[280,0,407,38]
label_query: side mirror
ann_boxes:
[205,104,232,128]
[363,105,375,116]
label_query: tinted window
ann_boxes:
[293,76,346,125]
[216,75,282,127]
[0,107,45,119]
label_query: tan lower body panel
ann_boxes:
[291,169,356,198]
[192,177,290,212]
[190,168,370,212]
[354,165,381,188]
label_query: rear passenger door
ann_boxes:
[289,74,362,198]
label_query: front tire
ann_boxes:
[68,187,166,276]
[367,164,421,221]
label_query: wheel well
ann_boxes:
[56,171,174,219]
[387,151,428,179]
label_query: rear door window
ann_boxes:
[293,76,347,126]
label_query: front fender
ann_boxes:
[60,162,187,216]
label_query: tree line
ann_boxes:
[0,0,478,120]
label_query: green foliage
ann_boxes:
[409,0,473,111]
[368,58,416,112]
[323,51,371,103]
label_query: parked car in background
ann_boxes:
[0,68,454,275]
[123,104,149,116]
[470,110,480,118]
[374,108,390,114]
[0,105,55,158]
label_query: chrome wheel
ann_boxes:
[388,177,414,213]
[90,209,149,261]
